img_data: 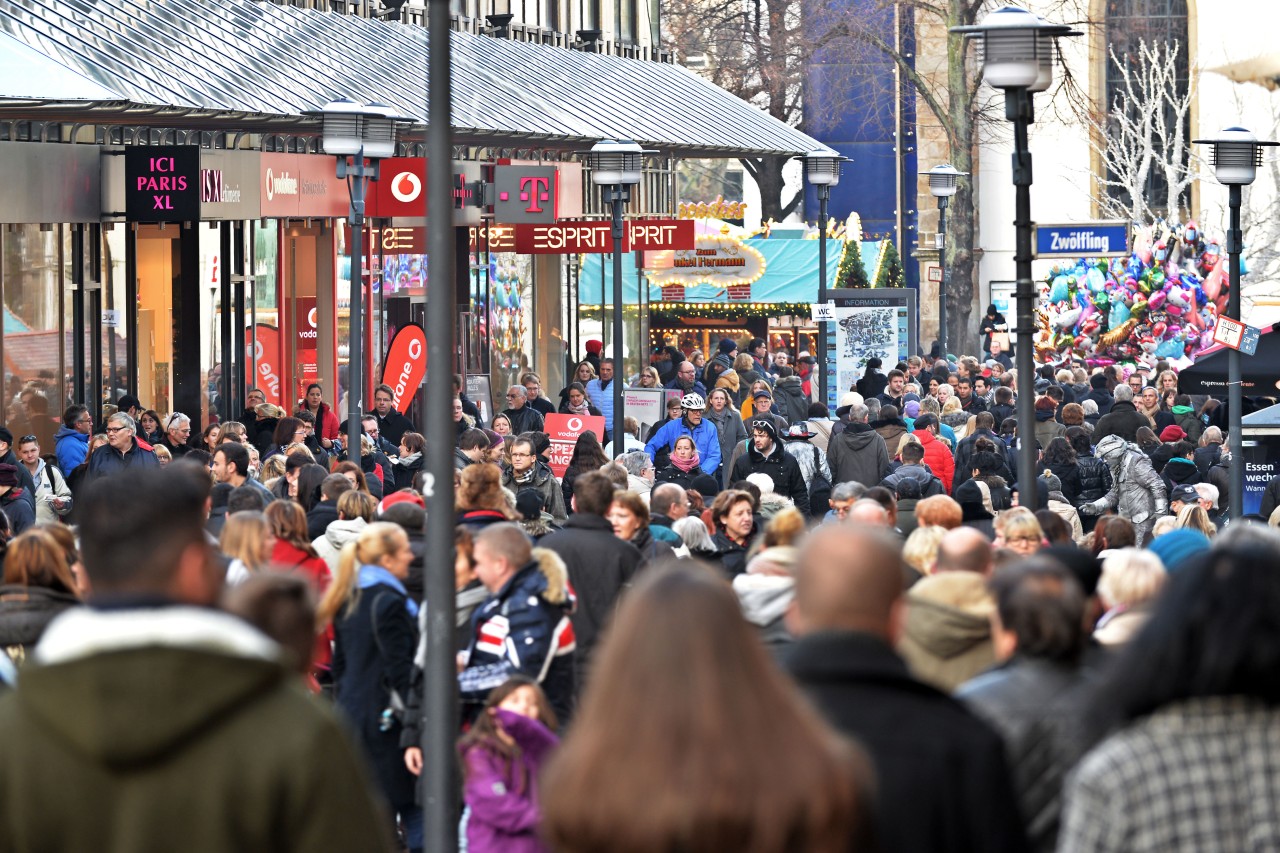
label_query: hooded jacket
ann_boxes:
[731,436,810,516]
[54,425,90,475]
[732,574,794,649]
[881,463,946,498]
[898,571,998,693]
[772,375,810,425]
[871,416,909,456]
[827,422,891,488]
[914,429,956,496]
[312,517,368,573]
[1087,436,1168,528]
[0,606,394,852]
[1160,455,1203,495]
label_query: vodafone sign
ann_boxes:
[245,325,284,406]
[367,158,482,223]
[544,413,605,478]
[380,324,427,410]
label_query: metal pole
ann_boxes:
[72,225,86,408]
[817,188,829,408]
[937,196,948,356]
[345,155,367,460]
[1008,88,1037,511]
[1227,183,1243,521]
[423,0,459,846]
[610,187,625,451]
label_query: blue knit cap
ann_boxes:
[1148,529,1211,573]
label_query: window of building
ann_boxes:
[1103,0,1191,217]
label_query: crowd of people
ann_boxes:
[1,336,1279,853]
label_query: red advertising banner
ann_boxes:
[544,413,606,478]
[246,324,284,406]
[381,324,427,411]
[626,219,695,251]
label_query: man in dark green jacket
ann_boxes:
[0,466,394,853]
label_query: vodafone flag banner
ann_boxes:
[544,413,605,479]
[381,324,427,411]
[246,324,284,407]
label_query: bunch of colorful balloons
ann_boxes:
[1036,221,1236,369]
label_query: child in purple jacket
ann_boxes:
[459,676,560,853]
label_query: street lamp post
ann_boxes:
[314,99,399,458]
[1193,128,1278,520]
[927,164,967,356]
[586,140,644,453]
[953,6,1078,512]
[803,151,844,411]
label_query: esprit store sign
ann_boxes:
[381,324,427,410]
[259,153,349,218]
[366,158,483,224]
[125,146,201,222]
[464,219,693,254]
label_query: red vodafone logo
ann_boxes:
[391,171,422,203]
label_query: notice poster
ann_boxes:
[623,388,667,435]
[544,413,606,478]
[824,288,917,413]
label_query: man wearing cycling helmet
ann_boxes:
[643,393,722,479]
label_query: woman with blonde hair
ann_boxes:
[220,511,274,586]
[903,525,946,576]
[317,521,420,849]
[1095,547,1166,646]
[1175,502,1216,538]
[541,565,869,853]
[994,507,1044,557]
[312,490,377,573]
[715,368,743,408]
[216,420,248,446]
[631,366,661,389]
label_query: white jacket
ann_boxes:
[311,517,368,573]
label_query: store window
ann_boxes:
[0,225,71,444]
[1104,0,1191,217]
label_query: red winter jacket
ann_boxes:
[915,429,955,496]
[270,539,334,669]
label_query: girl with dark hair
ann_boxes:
[137,409,164,445]
[541,565,869,853]
[449,676,560,853]
[1043,436,1082,505]
[298,383,339,451]
[1062,533,1280,850]
[266,416,306,461]
[391,432,425,491]
[708,489,757,577]
[1067,427,1111,532]
[557,382,603,418]
[560,430,609,510]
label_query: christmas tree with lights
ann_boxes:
[873,238,905,288]
[834,239,870,289]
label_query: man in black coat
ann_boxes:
[786,526,1031,853]
[538,471,642,685]
[1091,384,1148,444]
[306,474,352,540]
[372,384,416,448]
[730,419,810,515]
[953,412,1009,490]
[1082,373,1114,416]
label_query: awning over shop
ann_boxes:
[580,238,880,304]
[0,0,829,157]
[1178,324,1279,396]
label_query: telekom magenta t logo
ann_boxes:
[519,175,551,213]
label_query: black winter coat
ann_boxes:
[1046,460,1083,506]
[730,440,810,516]
[954,429,1009,490]
[539,514,642,677]
[332,581,417,810]
[1092,400,1148,444]
[956,657,1092,853]
[709,531,749,578]
[787,631,1031,853]
[306,500,340,541]
[0,584,79,662]
[1075,453,1112,505]
[374,408,416,448]
[653,463,706,490]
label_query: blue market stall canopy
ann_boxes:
[0,0,830,157]
[580,237,881,304]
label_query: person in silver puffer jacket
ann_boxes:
[1080,434,1168,545]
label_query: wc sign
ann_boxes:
[381,324,427,410]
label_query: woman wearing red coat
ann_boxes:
[265,501,334,675]
[298,383,340,451]
[910,413,955,495]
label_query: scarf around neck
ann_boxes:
[358,565,419,617]
[566,399,591,415]
[670,449,701,473]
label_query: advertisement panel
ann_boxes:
[544,413,605,478]
[125,146,201,222]
[381,324,427,411]
[622,388,667,435]
[259,152,349,218]
[366,158,483,223]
